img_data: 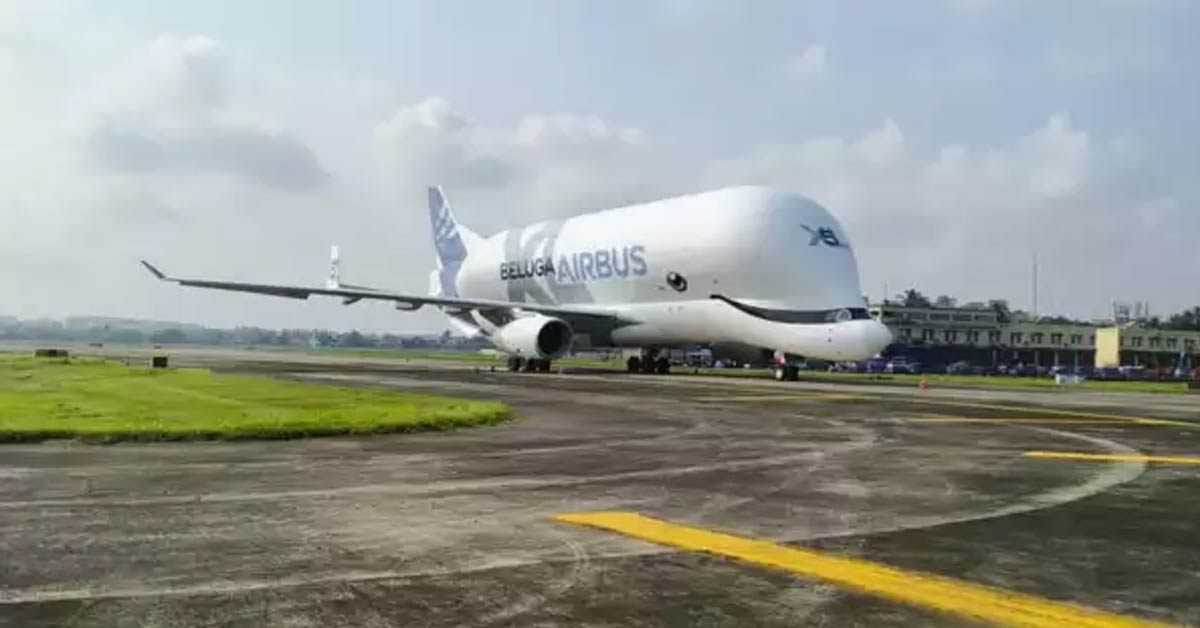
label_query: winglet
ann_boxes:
[140,260,168,281]
[327,245,341,289]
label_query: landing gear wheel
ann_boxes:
[640,357,656,374]
[507,356,524,372]
[626,356,642,373]
[774,365,801,381]
[654,357,671,375]
[522,358,539,373]
[538,359,552,373]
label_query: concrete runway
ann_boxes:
[2,350,1199,627]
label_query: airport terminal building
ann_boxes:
[870,303,1199,371]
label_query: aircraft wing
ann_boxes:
[140,261,629,324]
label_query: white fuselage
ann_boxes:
[451,186,891,361]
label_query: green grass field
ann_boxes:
[0,355,511,443]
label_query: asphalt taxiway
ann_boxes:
[1,350,1198,627]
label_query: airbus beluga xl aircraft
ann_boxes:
[142,185,891,380]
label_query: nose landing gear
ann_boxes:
[774,364,801,381]
[773,350,802,381]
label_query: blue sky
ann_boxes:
[1,1,1196,331]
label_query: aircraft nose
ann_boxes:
[864,320,893,355]
[837,319,892,360]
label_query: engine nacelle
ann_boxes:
[492,315,573,360]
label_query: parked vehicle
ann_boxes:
[1093,367,1122,380]
[1118,365,1147,379]
[946,361,972,375]
[864,359,888,374]
[886,360,922,374]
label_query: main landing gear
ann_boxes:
[506,356,552,373]
[626,348,670,375]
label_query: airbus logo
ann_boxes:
[499,245,648,284]
[802,225,848,248]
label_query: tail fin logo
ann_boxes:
[429,187,468,267]
[433,204,457,245]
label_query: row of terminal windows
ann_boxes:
[899,329,1094,346]
[1124,336,1195,349]
[1008,332,1089,346]
[897,328,1199,349]
[883,312,999,323]
[911,329,989,343]
[1008,331,1094,345]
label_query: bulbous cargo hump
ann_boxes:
[688,186,863,308]
[456,185,866,310]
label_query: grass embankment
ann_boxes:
[0,355,510,443]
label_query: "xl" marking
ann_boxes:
[802,225,846,248]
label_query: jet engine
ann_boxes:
[492,315,574,360]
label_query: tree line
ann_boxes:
[885,289,1200,330]
[0,318,483,349]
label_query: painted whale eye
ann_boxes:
[835,308,852,322]
[666,271,688,293]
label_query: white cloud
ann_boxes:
[784,45,827,78]
[83,36,224,123]
[372,96,514,192]
[0,31,364,331]
[855,119,905,167]
[77,36,329,190]
[513,113,645,152]
[704,114,1185,316]
[373,97,671,223]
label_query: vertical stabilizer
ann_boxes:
[428,187,480,297]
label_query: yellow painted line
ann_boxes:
[555,512,1177,628]
[908,418,1120,425]
[1025,451,1200,465]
